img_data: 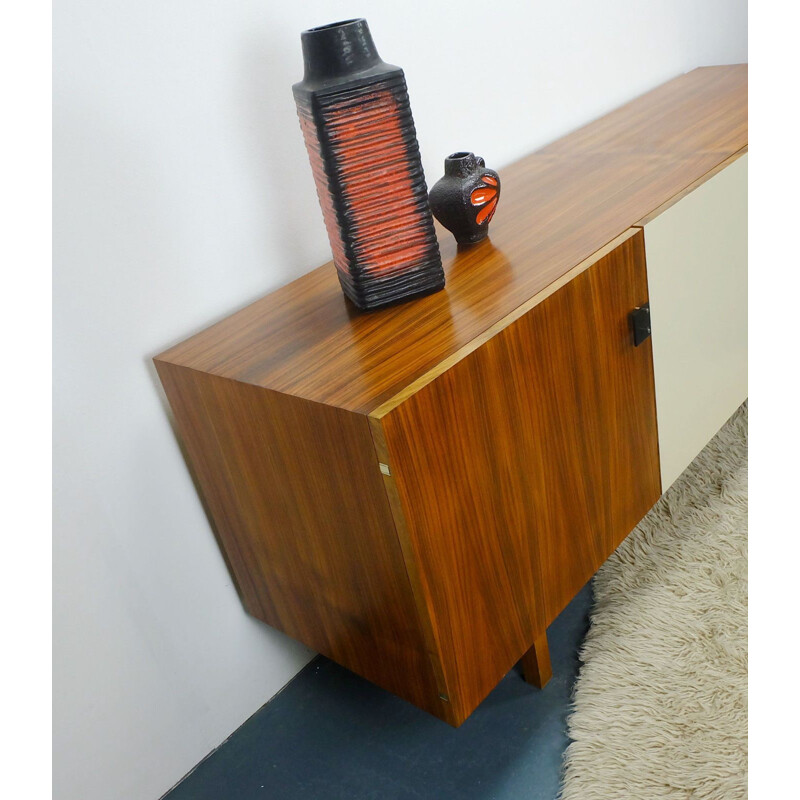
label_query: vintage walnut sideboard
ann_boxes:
[155,66,747,727]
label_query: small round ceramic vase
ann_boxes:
[428,152,501,245]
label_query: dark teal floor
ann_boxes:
[165,583,592,800]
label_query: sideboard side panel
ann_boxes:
[154,362,444,718]
[644,154,748,489]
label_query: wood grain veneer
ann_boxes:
[635,145,747,226]
[538,65,747,157]
[377,231,660,723]
[521,634,553,690]
[157,66,747,417]
[155,65,746,726]
[154,362,452,721]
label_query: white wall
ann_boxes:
[53,2,747,798]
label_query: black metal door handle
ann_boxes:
[629,302,651,346]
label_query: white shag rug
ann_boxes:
[560,403,747,800]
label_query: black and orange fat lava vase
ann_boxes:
[293,18,444,311]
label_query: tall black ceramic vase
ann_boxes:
[293,19,444,311]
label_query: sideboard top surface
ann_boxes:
[156,65,747,415]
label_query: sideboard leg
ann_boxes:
[520,631,552,689]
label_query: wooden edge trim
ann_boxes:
[634,146,748,227]
[368,227,641,419]
[366,416,457,722]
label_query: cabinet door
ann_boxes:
[379,229,661,725]
[644,154,748,490]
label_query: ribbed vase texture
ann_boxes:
[294,21,443,311]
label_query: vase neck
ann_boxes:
[301,19,383,82]
[444,152,483,178]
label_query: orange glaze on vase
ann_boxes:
[293,18,443,310]
[297,109,348,271]
[471,180,499,226]
[323,90,429,276]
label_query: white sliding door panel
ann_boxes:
[644,154,747,490]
